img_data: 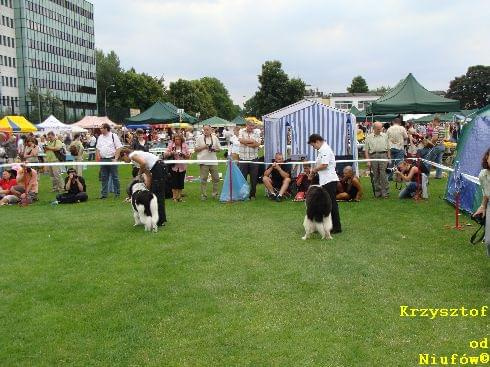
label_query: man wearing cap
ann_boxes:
[364,122,391,198]
[96,123,123,199]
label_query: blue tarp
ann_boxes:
[220,160,250,202]
[445,105,490,214]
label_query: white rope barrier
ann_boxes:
[0,157,481,185]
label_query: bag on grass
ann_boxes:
[220,159,250,202]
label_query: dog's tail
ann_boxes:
[150,195,159,224]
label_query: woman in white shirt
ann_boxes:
[119,148,167,226]
[474,148,490,256]
[228,127,241,161]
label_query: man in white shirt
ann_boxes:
[96,123,123,199]
[88,134,97,160]
[195,125,221,200]
[386,118,408,180]
[239,122,261,199]
[308,134,342,233]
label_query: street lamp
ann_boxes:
[104,84,115,116]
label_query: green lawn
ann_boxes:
[1,163,488,366]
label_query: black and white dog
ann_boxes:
[128,177,159,233]
[302,185,333,240]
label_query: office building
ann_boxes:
[0,0,19,113]
[0,0,96,120]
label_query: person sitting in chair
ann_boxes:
[53,168,88,204]
[336,166,363,202]
[263,152,291,202]
[395,160,429,199]
[294,164,314,201]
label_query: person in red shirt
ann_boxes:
[0,170,17,199]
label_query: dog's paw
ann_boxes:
[301,235,307,240]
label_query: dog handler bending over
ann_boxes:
[307,134,342,234]
[119,148,167,227]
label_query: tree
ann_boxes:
[26,87,64,123]
[446,65,490,109]
[244,60,306,116]
[347,76,369,93]
[96,49,122,113]
[168,79,216,119]
[107,69,167,122]
[371,85,391,94]
[200,77,240,119]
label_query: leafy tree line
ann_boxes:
[97,49,241,121]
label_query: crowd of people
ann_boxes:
[362,116,455,200]
[0,116,488,255]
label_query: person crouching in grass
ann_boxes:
[0,165,38,206]
[395,160,429,199]
[336,166,363,202]
[52,168,88,204]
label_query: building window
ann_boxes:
[357,101,372,110]
[335,101,353,110]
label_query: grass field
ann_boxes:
[1,162,488,366]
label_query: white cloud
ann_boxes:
[92,0,490,106]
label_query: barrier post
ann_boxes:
[452,161,463,230]
[415,155,422,202]
[228,158,233,203]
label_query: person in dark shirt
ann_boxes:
[263,152,292,201]
[54,168,88,204]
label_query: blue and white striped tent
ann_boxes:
[263,100,357,169]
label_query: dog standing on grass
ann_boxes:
[128,176,159,233]
[302,185,333,240]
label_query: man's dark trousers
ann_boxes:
[239,161,258,198]
[322,181,342,232]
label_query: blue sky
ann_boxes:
[92,0,489,105]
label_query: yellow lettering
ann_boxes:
[418,353,429,365]
[400,305,410,317]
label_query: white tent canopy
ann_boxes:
[73,116,117,129]
[38,115,71,131]
[71,125,88,133]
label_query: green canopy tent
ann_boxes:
[124,101,199,125]
[349,106,398,123]
[366,73,460,114]
[231,115,247,126]
[162,102,198,124]
[414,110,478,124]
[125,101,180,125]
[200,116,234,128]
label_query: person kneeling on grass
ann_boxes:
[0,165,38,206]
[52,168,88,204]
[336,166,363,202]
[263,152,291,202]
[395,160,429,199]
